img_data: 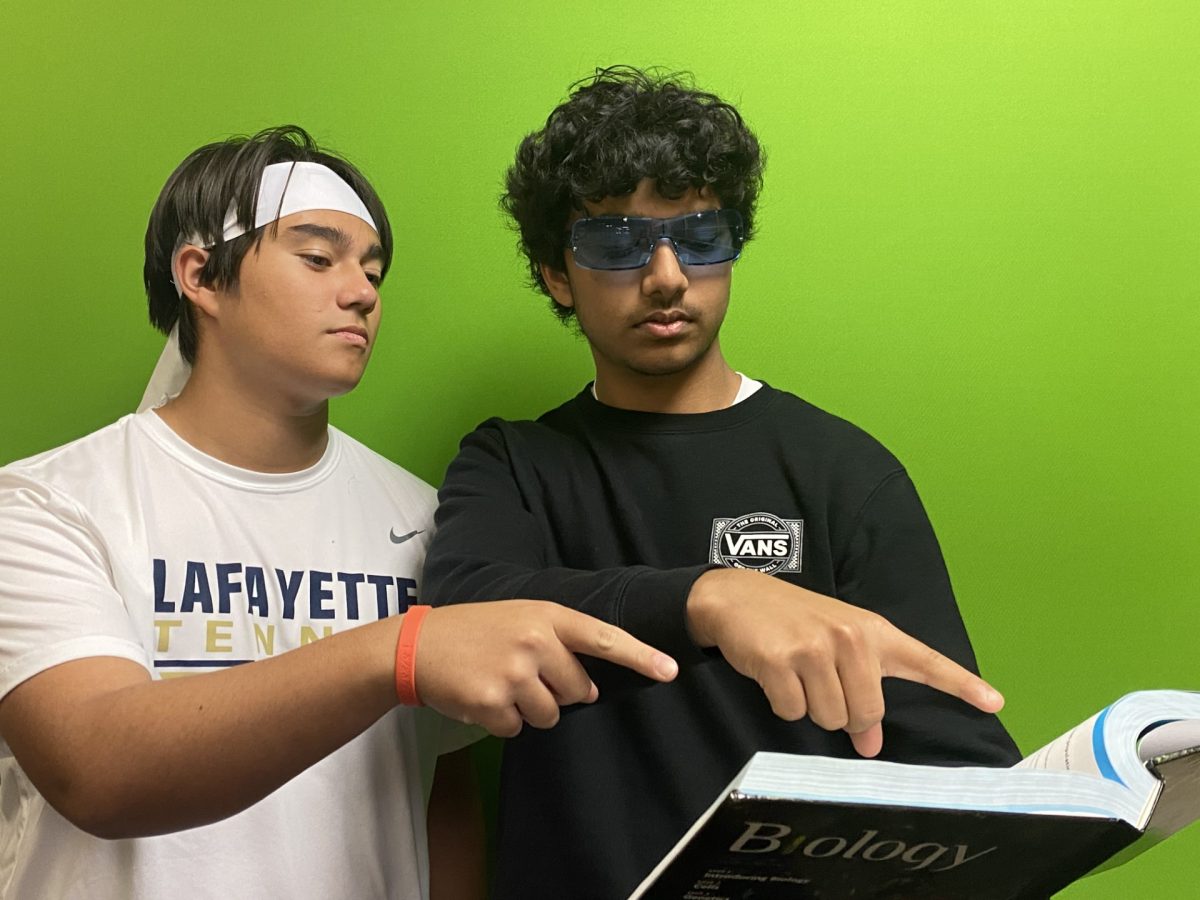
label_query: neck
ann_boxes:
[153,362,330,473]
[592,343,740,414]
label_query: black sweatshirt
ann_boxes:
[424,384,1020,899]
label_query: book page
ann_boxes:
[1137,719,1200,763]
[1015,712,1106,777]
[1020,711,1200,775]
[736,751,1141,822]
[1016,693,1200,831]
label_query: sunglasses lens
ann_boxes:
[570,219,650,269]
[570,209,745,270]
[671,209,743,265]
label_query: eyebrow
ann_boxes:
[285,223,385,263]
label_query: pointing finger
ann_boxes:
[883,631,1004,713]
[553,608,679,684]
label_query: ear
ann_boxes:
[540,261,575,310]
[174,245,220,318]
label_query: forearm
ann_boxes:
[426,427,710,659]
[427,429,690,635]
[1,615,402,839]
[3,599,678,838]
[425,553,708,660]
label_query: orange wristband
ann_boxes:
[395,605,431,706]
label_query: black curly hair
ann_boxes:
[144,125,392,364]
[502,65,765,322]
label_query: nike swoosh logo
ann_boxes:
[389,528,425,545]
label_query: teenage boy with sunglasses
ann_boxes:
[0,126,679,900]
[423,68,1021,898]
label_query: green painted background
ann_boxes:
[2,2,1197,895]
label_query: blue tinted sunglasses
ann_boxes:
[568,208,744,270]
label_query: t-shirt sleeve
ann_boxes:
[836,468,1021,766]
[0,472,150,702]
[422,425,710,663]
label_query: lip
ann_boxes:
[636,309,693,338]
[330,325,369,347]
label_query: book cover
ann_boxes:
[636,796,1138,899]
[633,691,1200,899]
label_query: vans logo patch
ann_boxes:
[711,512,803,575]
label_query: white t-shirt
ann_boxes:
[0,411,466,900]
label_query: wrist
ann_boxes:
[395,606,433,705]
[686,568,740,648]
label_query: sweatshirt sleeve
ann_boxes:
[836,468,1022,766]
[422,424,711,663]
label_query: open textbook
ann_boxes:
[630,690,1200,899]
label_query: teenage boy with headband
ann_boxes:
[0,126,677,900]
[423,68,1021,897]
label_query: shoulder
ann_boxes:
[743,385,916,517]
[456,390,590,452]
[764,385,901,462]
[0,420,144,608]
[328,427,437,509]
[0,415,143,507]
[3,415,141,477]
[749,384,904,470]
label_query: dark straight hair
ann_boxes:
[143,125,392,364]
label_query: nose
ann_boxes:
[338,268,379,314]
[640,239,689,302]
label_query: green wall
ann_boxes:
[2,2,1197,895]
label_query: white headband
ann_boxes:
[138,161,378,413]
[206,160,377,247]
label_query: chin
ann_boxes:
[309,369,367,401]
[329,377,365,398]
[629,345,716,377]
